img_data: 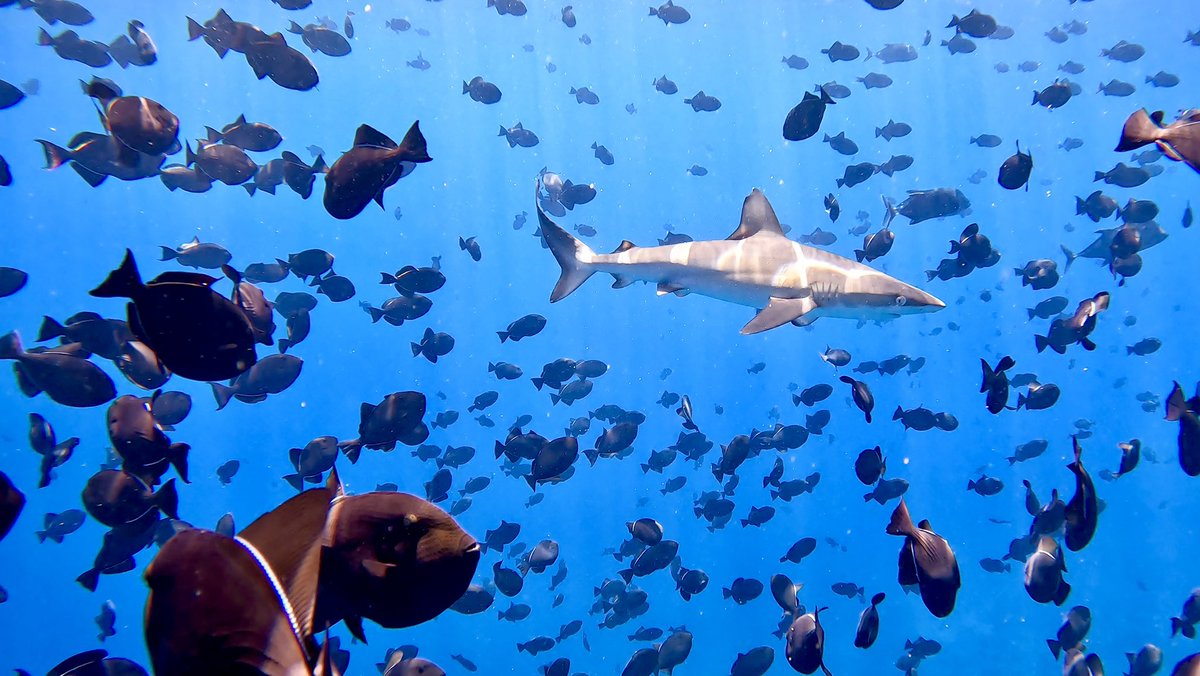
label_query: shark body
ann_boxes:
[538,187,944,333]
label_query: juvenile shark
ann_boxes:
[538,187,945,333]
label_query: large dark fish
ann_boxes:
[143,529,314,675]
[83,78,179,157]
[783,87,834,141]
[0,331,116,407]
[90,250,257,382]
[886,499,960,618]
[1064,437,1099,551]
[323,122,431,220]
[1167,382,1200,476]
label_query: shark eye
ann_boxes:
[896,296,907,307]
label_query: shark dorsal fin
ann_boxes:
[727,189,786,240]
[612,240,636,253]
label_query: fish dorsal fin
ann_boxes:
[917,518,932,530]
[326,466,343,497]
[48,649,108,676]
[612,240,635,253]
[727,189,785,240]
[353,124,396,149]
[239,487,336,642]
[149,271,219,287]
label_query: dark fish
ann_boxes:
[570,86,600,105]
[144,529,312,675]
[1146,71,1180,88]
[1102,39,1145,62]
[216,459,238,485]
[1024,536,1070,605]
[855,226,894,262]
[971,134,1002,148]
[499,314,546,343]
[107,394,189,485]
[876,119,911,140]
[323,122,431,220]
[24,0,95,25]
[877,154,913,177]
[649,0,690,25]
[947,9,997,37]
[561,5,576,27]
[885,188,971,225]
[1,331,116,407]
[37,508,85,543]
[411,328,454,364]
[206,114,282,152]
[688,164,707,176]
[858,72,892,89]
[855,447,886,485]
[463,76,501,104]
[942,33,976,54]
[406,51,430,70]
[1032,81,1073,109]
[592,142,615,166]
[781,537,817,563]
[159,164,212,193]
[1048,606,1091,658]
[783,87,835,141]
[785,607,830,674]
[840,375,874,422]
[160,238,231,270]
[837,162,877,189]
[823,132,857,155]
[1034,292,1109,354]
[37,29,111,67]
[781,55,809,70]
[338,391,428,459]
[1074,190,1118,222]
[980,356,1015,413]
[886,499,960,617]
[187,141,256,186]
[499,122,539,148]
[868,43,916,62]
[684,91,721,112]
[90,250,256,381]
[286,21,351,56]
[998,142,1033,190]
[459,236,482,261]
[1099,79,1136,97]
[488,0,528,16]
[81,469,178,528]
[854,592,886,648]
[822,41,860,62]
[1064,437,1099,551]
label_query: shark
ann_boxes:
[537,187,945,333]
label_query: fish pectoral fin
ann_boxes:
[741,297,817,334]
[656,281,687,296]
[610,274,636,289]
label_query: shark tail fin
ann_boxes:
[538,195,596,302]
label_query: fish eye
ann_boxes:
[896,296,907,306]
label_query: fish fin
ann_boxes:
[239,488,335,642]
[657,281,685,296]
[212,382,235,411]
[537,192,596,302]
[727,189,786,240]
[396,120,431,163]
[352,124,396,149]
[89,250,142,298]
[886,499,915,535]
[1115,109,1161,152]
[741,296,817,334]
[156,479,179,519]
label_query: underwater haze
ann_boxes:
[0,0,1199,674]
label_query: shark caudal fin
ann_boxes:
[536,186,596,302]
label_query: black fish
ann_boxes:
[0,471,26,542]
[499,314,546,342]
[854,592,886,648]
[1167,382,1200,476]
[649,0,689,25]
[783,87,834,141]
[1063,437,1099,551]
[785,607,831,674]
[90,250,256,381]
[144,529,313,675]
[840,375,874,422]
[211,353,303,409]
[107,394,189,485]
[1024,536,1070,605]
[998,142,1033,190]
[980,355,1015,413]
[412,328,455,364]
[81,469,178,528]
[683,91,720,112]
[339,391,428,459]
[324,122,431,220]
[1032,81,1073,109]
[822,40,860,62]
[886,499,960,618]
[1,331,116,407]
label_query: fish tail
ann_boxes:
[885,499,914,535]
[89,250,142,299]
[76,568,99,592]
[156,478,179,519]
[538,193,597,302]
[1171,617,1184,637]
[283,473,304,491]
[36,316,65,342]
[498,331,509,343]
[158,246,180,262]
[212,382,235,410]
[1047,639,1061,659]
[186,17,204,41]
[168,443,190,483]
[397,120,431,163]
[338,440,362,464]
[1115,109,1161,152]
[36,139,70,170]
[367,306,385,323]
[35,529,47,543]
[277,339,291,354]
[36,27,52,46]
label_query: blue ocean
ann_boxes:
[1,0,1198,674]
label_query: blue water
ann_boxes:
[1,0,1197,673]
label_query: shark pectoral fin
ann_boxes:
[611,275,636,289]
[656,281,686,296]
[741,296,817,334]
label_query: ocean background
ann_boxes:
[0,0,1197,673]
